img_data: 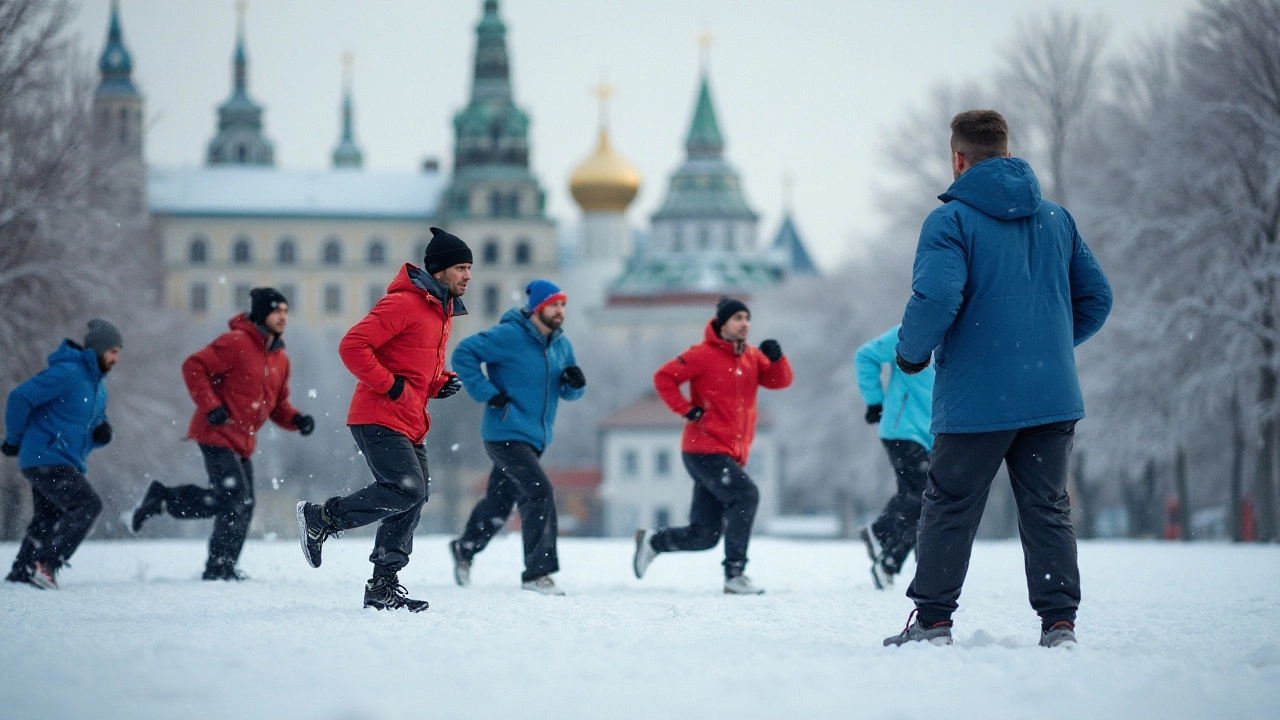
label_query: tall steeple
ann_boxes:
[206,1,274,166]
[443,0,544,220]
[451,0,530,171]
[94,0,143,159]
[332,52,363,169]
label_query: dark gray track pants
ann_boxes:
[11,465,102,572]
[164,444,254,570]
[907,421,1080,628]
[651,453,760,578]
[457,441,559,582]
[325,424,429,577]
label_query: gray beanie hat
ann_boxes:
[83,318,123,356]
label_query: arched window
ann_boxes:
[514,240,531,265]
[483,239,500,265]
[188,236,208,264]
[484,285,500,316]
[323,237,343,265]
[277,237,296,265]
[489,190,519,217]
[236,145,248,163]
[366,238,386,265]
[232,236,252,264]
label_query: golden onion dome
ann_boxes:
[569,129,640,213]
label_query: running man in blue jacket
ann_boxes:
[3,320,122,590]
[449,280,585,596]
[854,324,934,590]
[884,110,1111,649]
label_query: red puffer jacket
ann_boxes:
[340,264,463,444]
[184,314,300,458]
[654,321,794,465]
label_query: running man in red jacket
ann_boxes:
[633,297,793,594]
[131,288,315,581]
[296,227,470,612]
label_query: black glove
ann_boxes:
[895,352,930,376]
[206,407,230,426]
[488,391,511,410]
[758,339,783,362]
[864,404,883,424]
[561,365,586,389]
[387,376,406,401]
[294,414,315,436]
[684,406,705,421]
[93,422,113,445]
[436,375,463,399]
[1,442,18,457]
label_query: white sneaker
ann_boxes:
[632,528,658,579]
[521,575,566,596]
[449,540,471,587]
[723,575,764,595]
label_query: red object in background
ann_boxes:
[1164,497,1181,540]
[1241,496,1257,542]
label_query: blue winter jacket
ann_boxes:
[4,340,109,472]
[452,308,584,452]
[855,325,935,450]
[897,157,1112,434]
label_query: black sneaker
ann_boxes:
[296,501,340,568]
[363,575,429,612]
[131,480,168,534]
[449,539,471,587]
[883,610,953,647]
[202,563,248,581]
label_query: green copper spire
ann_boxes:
[685,75,724,159]
[207,2,273,166]
[332,53,363,169]
[452,0,530,170]
[97,0,136,94]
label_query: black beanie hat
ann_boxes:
[423,226,473,275]
[248,287,288,324]
[714,296,750,329]
[83,318,123,356]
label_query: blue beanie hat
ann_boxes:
[525,279,567,313]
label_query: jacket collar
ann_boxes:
[49,339,103,381]
[229,313,285,352]
[502,307,561,345]
[702,320,744,357]
[397,264,469,316]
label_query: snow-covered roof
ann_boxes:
[147,166,445,219]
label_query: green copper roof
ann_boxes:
[685,75,723,158]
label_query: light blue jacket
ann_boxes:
[452,308,584,452]
[4,340,109,472]
[855,325,934,451]
[897,157,1112,434]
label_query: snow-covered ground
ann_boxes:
[2,535,1278,720]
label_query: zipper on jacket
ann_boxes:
[893,392,908,429]
[542,336,552,448]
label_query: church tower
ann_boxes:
[609,42,779,304]
[565,82,641,314]
[206,2,274,166]
[441,0,557,323]
[93,0,143,160]
[331,52,363,169]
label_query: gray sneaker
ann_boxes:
[1039,622,1077,648]
[449,539,471,587]
[632,529,658,579]
[723,574,764,595]
[883,611,953,647]
[522,575,566,596]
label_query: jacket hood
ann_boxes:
[48,339,101,379]
[939,157,1042,220]
[702,319,740,354]
[501,307,562,344]
[389,264,468,316]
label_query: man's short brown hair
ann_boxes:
[950,110,1009,164]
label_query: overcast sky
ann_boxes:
[70,0,1198,269]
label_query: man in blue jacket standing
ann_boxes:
[3,320,122,590]
[450,280,585,596]
[854,324,934,590]
[883,111,1111,649]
